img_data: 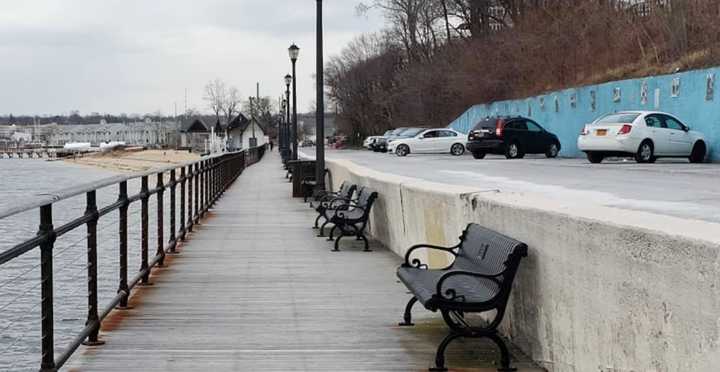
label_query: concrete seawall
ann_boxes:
[326,158,720,372]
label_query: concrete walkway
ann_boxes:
[67,151,541,372]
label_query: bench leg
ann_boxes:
[429,332,462,372]
[359,233,371,252]
[318,221,330,237]
[332,233,343,252]
[399,296,418,326]
[487,333,516,372]
[313,214,322,229]
[327,225,337,241]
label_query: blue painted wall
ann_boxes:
[448,67,720,160]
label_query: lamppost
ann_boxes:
[315,0,326,192]
[288,44,300,160]
[284,74,292,155]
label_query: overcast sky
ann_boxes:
[0,0,384,117]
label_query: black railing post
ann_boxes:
[169,169,177,252]
[156,172,165,266]
[83,191,104,346]
[140,176,150,285]
[118,181,130,309]
[205,160,210,209]
[179,167,186,240]
[39,204,57,372]
[194,163,199,223]
[199,160,205,216]
[187,165,194,233]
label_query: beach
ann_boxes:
[64,149,201,173]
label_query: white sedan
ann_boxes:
[388,128,467,157]
[578,111,707,164]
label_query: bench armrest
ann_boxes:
[403,244,459,269]
[435,270,502,303]
[327,196,356,209]
[331,204,366,220]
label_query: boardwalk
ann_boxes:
[66,151,541,372]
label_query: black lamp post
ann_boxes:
[288,44,300,160]
[315,0,325,192]
[284,74,292,153]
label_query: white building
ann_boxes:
[226,114,268,151]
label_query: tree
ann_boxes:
[203,79,226,124]
[224,87,242,125]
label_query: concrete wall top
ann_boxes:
[448,66,720,160]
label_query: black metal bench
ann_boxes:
[396,223,528,372]
[311,181,357,231]
[326,188,378,252]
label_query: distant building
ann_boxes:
[179,119,211,153]
[226,114,268,151]
[46,121,179,147]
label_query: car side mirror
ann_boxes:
[684,126,690,132]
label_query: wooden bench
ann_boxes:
[326,188,378,252]
[397,223,528,371]
[311,181,357,232]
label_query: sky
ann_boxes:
[0,0,385,117]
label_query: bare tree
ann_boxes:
[203,79,226,124]
[224,86,242,125]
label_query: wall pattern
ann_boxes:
[448,66,720,160]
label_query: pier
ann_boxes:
[54,151,537,371]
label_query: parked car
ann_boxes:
[373,128,415,152]
[466,116,561,159]
[388,128,467,157]
[578,111,707,164]
[363,135,384,150]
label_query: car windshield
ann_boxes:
[597,113,640,124]
[398,128,424,137]
[383,130,393,136]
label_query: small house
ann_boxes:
[226,114,268,151]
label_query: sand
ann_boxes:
[64,149,201,173]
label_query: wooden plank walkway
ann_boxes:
[66,151,542,372]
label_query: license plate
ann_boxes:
[596,129,607,136]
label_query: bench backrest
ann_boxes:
[338,182,356,200]
[356,188,378,218]
[454,224,527,290]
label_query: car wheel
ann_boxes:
[545,142,560,158]
[505,141,523,159]
[450,143,465,156]
[689,141,706,163]
[396,144,410,157]
[635,140,654,163]
[472,151,486,159]
[587,152,604,164]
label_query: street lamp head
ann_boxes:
[288,44,300,62]
[284,74,293,87]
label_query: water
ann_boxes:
[0,159,177,371]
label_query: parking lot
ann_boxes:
[309,149,720,224]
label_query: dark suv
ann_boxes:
[466,116,561,159]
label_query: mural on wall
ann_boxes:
[706,73,715,101]
[671,78,681,97]
[447,66,720,160]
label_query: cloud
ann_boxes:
[0,0,384,116]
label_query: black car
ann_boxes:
[373,127,414,152]
[466,116,561,159]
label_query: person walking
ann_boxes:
[269,140,274,152]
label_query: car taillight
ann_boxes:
[617,124,632,135]
[496,120,505,137]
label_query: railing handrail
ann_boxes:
[0,149,249,220]
[0,145,268,372]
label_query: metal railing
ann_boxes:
[0,145,266,371]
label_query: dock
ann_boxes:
[66,151,541,371]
